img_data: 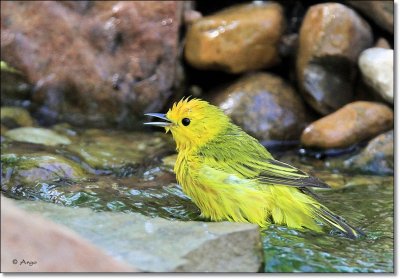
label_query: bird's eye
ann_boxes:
[182,118,190,126]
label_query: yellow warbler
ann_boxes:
[145,98,362,238]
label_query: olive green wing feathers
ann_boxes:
[198,125,330,189]
[256,158,330,188]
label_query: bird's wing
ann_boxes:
[255,158,330,188]
[197,126,330,189]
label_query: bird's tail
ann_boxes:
[315,205,364,239]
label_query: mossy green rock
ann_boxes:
[1,153,86,186]
[5,127,71,146]
[1,106,35,128]
[66,130,174,172]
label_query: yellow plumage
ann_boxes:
[145,98,362,238]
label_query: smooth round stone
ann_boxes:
[296,3,373,115]
[1,153,86,184]
[301,101,393,149]
[358,47,393,104]
[212,72,309,142]
[5,127,71,146]
[185,2,284,73]
[344,130,393,175]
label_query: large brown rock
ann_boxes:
[300,101,393,149]
[212,73,309,142]
[297,3,373,115]
[1,1,182,128]
[1,197,136,272]
[184,2,284,73]
[347,1,393,34]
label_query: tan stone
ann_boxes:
[375,38,391,49]
[1,197,136,272]
[296,3,372,115]
[184,2,284,73]
[300,101,393,149]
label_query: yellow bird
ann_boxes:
[145,98,362,238]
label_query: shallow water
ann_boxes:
[1,134,394,273]
[2,174,393,272]
[262,182,393,272]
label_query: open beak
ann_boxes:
[144,113,172,127]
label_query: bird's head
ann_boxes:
[145,98,230,151]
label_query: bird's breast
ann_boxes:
[174,153,192,188]
[174,153,206,198]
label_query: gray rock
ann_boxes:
[358,48,393,104]
[14,199,264,272]
[1,153,86,186]
[344,130,393,175]
[5,127,71,146]
[212,73,309,142]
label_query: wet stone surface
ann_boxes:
[64,129,175,175]
[342,130,393,175]
[184,2,284,73]
[1,128,183,218]
[5,127,71,146]
[296,3,372,115]
[300,101,393,149]
[12,199,263,272]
